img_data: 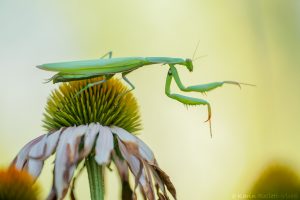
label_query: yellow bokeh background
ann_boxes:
[1,0,299,199]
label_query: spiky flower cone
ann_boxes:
[43,77,141,133]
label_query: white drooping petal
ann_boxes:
[135,137,155,163]
[142,160,155,197]
[28,129,61,160]
[110,126,136,142]
[118,140,136,170]
[79,123,100,159]
[43,129,62,158]
[111,126,155,162]
[95,125,114,165]
[14,135,45,170]
[54,127,74,199]
[118,140,142,181]
[117,139,156,199]
[150,166,167,196]
[28,135,48,159]
[26,159,44,178]
[149,163,177,200]
[112,151,129,180]
[54,125,87,199]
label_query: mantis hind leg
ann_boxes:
[100,51,113,59]
[76,74,114,97]
[165,69,213,136]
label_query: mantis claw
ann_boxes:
[204,104,211,123]
[204,104,212,137]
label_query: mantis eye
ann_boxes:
[186,59,193,72]
[168,69,172,76]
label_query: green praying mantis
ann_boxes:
[37,51,253,136]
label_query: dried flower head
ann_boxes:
[12,77,176,200]
[0,167,40,200]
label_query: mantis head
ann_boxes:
[185,58,193,72]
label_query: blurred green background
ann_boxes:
[1,0,300,199]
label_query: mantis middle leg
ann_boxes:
[76,74,114,96]
[100,51,113,59]
[122,71,135,93]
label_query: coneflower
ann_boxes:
[0,167,40,200]
[249,162,300,199]
[12,77,176,200]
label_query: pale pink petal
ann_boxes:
[13,135,45,169]
[28,129,61,160]
[112,151,129,181]
[117,140,140,178]
[95,125,114,165]
[28,135,48,159]
[136,160,154,200]
[54,127,74,199]
[26,159,44,178]
[111,126,155,162]
[43,129,62,158]
[54,125,87,200]
[136,137,155,163]
[112,151,136,199]
[118,139,155,200]
[149,164,177,200]
[142,160,155,196]
[79,123,100,159]
[110,126,136,142]
[150,166,167,197]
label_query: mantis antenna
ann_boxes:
[191,41,208,63]
[193,54,208,62]
[192,40,201,60]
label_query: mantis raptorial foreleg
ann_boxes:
[165,67,213,136]
[100,51,113,59]
[169,65,246,94]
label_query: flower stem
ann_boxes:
[86,155,104,200]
